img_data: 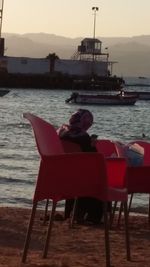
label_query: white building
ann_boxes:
[0,38,115,77]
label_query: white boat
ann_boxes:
[66,92,137,106]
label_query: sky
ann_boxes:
[1,0,150,38]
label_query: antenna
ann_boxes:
[0,0,4,38]
[92,6,99,39]
[92,7,99,62]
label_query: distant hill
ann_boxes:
[3,33,150,77]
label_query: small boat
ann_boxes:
[0,89,10,97]
[138,76,147,79]
[66,92,137,106]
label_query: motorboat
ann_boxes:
[65,92,137,106]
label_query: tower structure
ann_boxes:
[0,0,5,56]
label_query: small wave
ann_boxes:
[0,164,29,171]
[0,197,32,208]
[2,122,31,129]
[0,197,65,209]
[0,176,34,185]
[0,154,37,161]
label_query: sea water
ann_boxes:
[0,77,150,211]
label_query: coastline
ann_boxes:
[0,206,150,267]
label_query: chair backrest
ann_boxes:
[96,139,119,157]
[23,113,64,157]
[127,140,150,165]
[61,140,82,153]
[113,142,126,157]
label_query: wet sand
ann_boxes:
[0,207,150,267]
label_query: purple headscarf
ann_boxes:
[57,109,93,138]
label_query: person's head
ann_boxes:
[69,109,93,132]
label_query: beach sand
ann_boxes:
[0,207,150,267]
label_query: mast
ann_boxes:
[92,6,99,40]
[0,0,4,56]
[0,0,4,38]
[92,6,99,61]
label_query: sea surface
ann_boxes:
[0,76,150,211]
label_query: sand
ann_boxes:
[0,207,150,267]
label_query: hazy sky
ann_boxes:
[2,0,150,38]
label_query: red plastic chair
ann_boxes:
[113,140,150,224]
[21,113,130,267]
[97,139,150,225]
[126,140,150,221]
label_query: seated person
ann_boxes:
[116,141,144,166]
[57,108,103,225]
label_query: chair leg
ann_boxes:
[128,193,133,215]
[123,202,131,261]
[43,201,57,258]
[108,201,112,221]
[21,202,37,263]
[103,202,111,267]
[117,202,124,226]
[43,199,49,224]
[110,201,118,228]
[118,195,133,226]
[70,198,78,228]
[148,194,150,224]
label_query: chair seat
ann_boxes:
[107,187,128,202]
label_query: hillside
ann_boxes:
[3,33,150,77]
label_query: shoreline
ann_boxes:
[0,203,149,214]
[0,206,150,267]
